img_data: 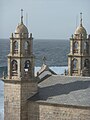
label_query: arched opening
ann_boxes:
[72,59,78,70]
[73,41,78,53]
[84,42,89,54]
[11,60,18,76]
[84,59,89,69]
[24,41,29,54]
[13,41,18,54]
[24,60,31,73]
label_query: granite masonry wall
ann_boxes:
[4,82,21,120]
[28,102,90,120]
[4,80,38,120]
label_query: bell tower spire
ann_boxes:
[80,12,82,27]
[68,13,90,76]
[21,9,23,24]
[2,10,38,120]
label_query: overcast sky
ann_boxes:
[0,0,90,39]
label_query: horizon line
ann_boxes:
[0,38,69,40]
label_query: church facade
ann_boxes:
[1,11,90,120]
[68,13,90,76]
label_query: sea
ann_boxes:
[0,39,69,120]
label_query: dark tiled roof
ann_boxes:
[29,75,90,107]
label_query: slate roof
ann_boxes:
[30,75,90,107]
[36,64,57,81]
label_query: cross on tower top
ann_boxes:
[80,12,82,27]
[21,9,23,24]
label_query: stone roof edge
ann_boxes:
[36,101,90,110]
[51,75,90,79]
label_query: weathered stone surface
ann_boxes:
[28,102,90,120]
[4,80,38,120]
[4,82,21,120]
[39,104,90,120]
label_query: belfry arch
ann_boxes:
[73,41,78,53]
[11,60,18,76]
[72,59,78,70]
[13,41,18,54]
[24,41,30,54]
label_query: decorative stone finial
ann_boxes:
[80,12,82,27]
[42,56,47,64]
[71,34,73,39]
[11,33,13,38]
[3,71,5,79]
[64,69,67,75]
[30,33,32,38]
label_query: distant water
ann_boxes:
[0,39,69,120]
[0,39,69,67]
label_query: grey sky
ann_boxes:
[0,0,90,39]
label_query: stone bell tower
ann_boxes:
[68,13,90,76]
[2,9,38,120]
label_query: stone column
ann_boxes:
[78,58,81,76]
[18,39,21,56]
[10,33,14,55]
[10,39,13,55]
[8,57,11,79]
[70,38,73,54]
[68,57,72,76]
[18,59,21,78]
